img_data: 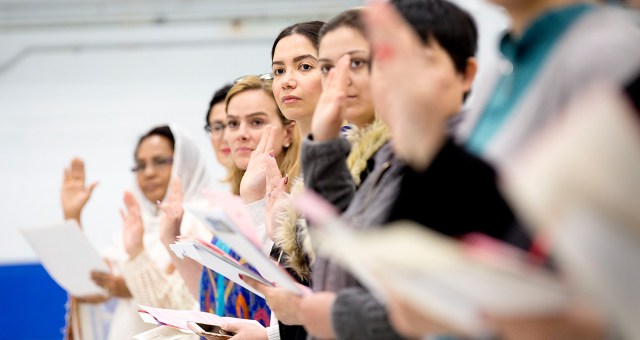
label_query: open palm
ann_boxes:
[61,158,98,221]
[121,191,144,258]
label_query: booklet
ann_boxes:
[170,237,272,298]
[297,191,568,336]
[180,193,304,296]
[21,220,110,296]
[501,83,640,340]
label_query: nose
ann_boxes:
[142,164,157,177]
[282,71,297,89]
[233,122,250,141]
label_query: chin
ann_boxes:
[234,159,249,171]
[283,107,311,121]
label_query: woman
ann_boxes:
[206,84,234,169]
[199,75,300,331]
[233,9,397,339]
[62,124,211,340]
[271,21,325,137]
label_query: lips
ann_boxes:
[282,95,301,104]
[143,183,162,193]
[235,147,253,154]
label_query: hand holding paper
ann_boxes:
[21,220,110,296]
[182,192,303,296]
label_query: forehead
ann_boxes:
[136,135,174,158]
[273,34,318,62]
[319,26,369,59]
[227,89,280,120]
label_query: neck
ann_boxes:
[296,116,312,138]
[504,0,582,37]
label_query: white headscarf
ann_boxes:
[105,123,212,268]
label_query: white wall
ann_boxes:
[0,0,508,263]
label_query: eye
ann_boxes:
[226,119,239,129]
[320,63,333,75]
[350,58,369,70]
[212,122,225,132]
[251,118,265,128]
[299,63,313,71]
[273,68,285,76]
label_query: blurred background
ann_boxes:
[0,0,508,338]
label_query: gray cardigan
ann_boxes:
[301,138,407,340]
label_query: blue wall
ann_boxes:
[0,263,67,340]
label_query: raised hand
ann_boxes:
[159,177,184,246]
[264,154,289,241]
[311,54,350,141]
[61,158,98,222]
[120,191,145,259]
[364,1,467,170]
[239,125,279,203]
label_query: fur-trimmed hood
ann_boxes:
[272,119,391,281]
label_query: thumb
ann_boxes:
[219,322,239,333]
[87,181,99,196]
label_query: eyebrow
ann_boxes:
[272,54,318,66]
[318,50,369,64]
[226,112,269,119]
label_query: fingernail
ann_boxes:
[374,44,394,62]
[156,200,162,207]
[284,175,289,185]
[268,150,274,157]
[239,274,244,280]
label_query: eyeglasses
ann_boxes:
[233,73,274,84]
[204,121,226,139]
[131,157,173,173]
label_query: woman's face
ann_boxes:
[208,101,232,168]
[225,89,293,170]
[272,34,323,122]
[134,135,174,203]
[319,26,375,128]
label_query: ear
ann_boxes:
[461,57,478,93]
[282,121,297,148]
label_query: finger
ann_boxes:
[265,154,282,194]
[265,124,278,155]
[104,258,114,272]
[219,322,238,333]
[254,125,272,155]
[63,167,71,182]
[70,158,85,182]
[240,274,269,295]
[219,322,245,334]
[90,270,108,281]
[123,191,141,212]
[173,177,183,203]
[119,208,127,222]
[334,54,350,92]
[364,1,422,64]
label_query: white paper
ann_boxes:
[184,200,303,296]
[138,305,260,331]
[133,325,194,340]
[311,220,568,336]
[169,240,270,298]
[21,220,109,296]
